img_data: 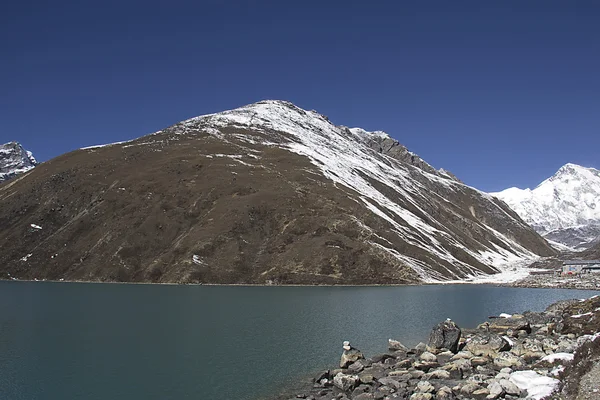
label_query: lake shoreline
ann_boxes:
[278,296,600,400]
[3,276,600,293]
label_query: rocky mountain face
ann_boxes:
[0,142,37,182]
[582,241,600,260]
[0,101,554,284]
[492,164,600,251]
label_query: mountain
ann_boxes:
[0,142,37,182]
[583,241,600,259]
[492,164,600,250]
[0,101,554,284]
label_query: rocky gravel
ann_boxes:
[281,296,600,400]
[507,273,600,291]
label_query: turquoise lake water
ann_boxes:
[0,281,597,399]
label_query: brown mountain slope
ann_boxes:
[0,101,555,284]
[583,241,600,259]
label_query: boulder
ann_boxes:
[460,383,481,395]
[493,352,525,369]
[333,372,358,392]
[426,368,451,380]
[410,394,433,400]
[428,319,462,353]
[394,358,412,369]
[489,315,531,335]
[436,386,455,400]
[416,380,435,393]
[442,358,472,379]
[413,361,439,372]
[388,338,409,352]
[471,356,490,366]
[464,333,511,357]
[499,379,521,396]
[436,350,454,365]
[357,372,374,384]
[412,342,428,355]
[348,361,365,373]
[487,381,504,399]
[472,388,490,399]
[420,351,438,362]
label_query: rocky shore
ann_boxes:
[284,296,600,400]
[507,273,600,291]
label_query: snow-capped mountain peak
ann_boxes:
[0,142,37,182]
[2,100,555,284]
[492,163,600,250]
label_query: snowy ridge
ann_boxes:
[175,100,542,282]
[492,163,600,250]
[0,142,37,182]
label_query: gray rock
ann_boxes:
[495,372,511,381]
[489,315,531,335]
[472,388,490,399]
[471,356,490,366]
[348,361,365,373]
[493,352,525,369]
[410,393,433,400]
[436,350,454,365]
[429,319,462,353]
[413,342,428,355]
[460,383,481,395]
[451,350,473,360]
[378,377,402,390]
[511,338,544,359]
[557,339,577,353]
[426,369,451,380]
[487,381,504,399]
[360,366,386,380]
[541,337,559,354]
[388,339,409,352]
[420,351,438,362]
[333,372,358,392]
[465,333,511,357]
[416,380,435,393]
[413,361,439,372]
[410,370,426,379]
[353,394,374,400]
[499,379,521,396]
[394,358,412,369]
[436,386,455,400]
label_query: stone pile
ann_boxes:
[286,296,600,400]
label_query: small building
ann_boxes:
[562,260,600,275]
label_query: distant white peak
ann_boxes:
[492,186,533,200]
[0,141,38,181]
[550,163,599,180]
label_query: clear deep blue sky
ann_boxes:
[1,1,598,192]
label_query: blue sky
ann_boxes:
[1,1,598,192]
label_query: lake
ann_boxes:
[0,281,597,400]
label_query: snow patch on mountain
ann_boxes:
[0,142,37,182]
[492,163,600,250]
